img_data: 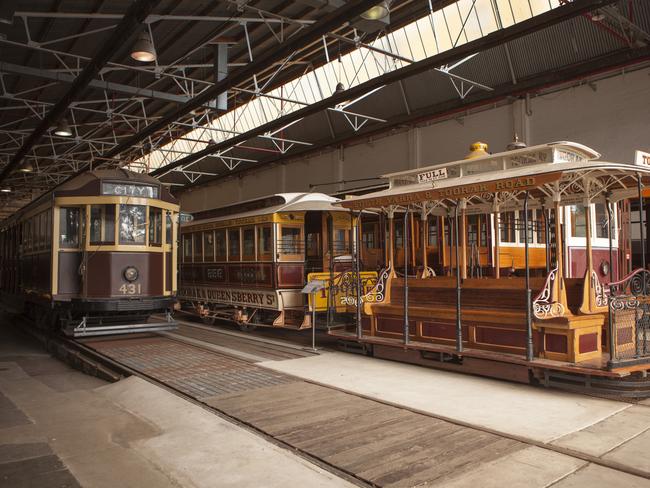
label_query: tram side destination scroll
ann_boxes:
[339,172,563,210]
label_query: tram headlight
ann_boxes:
[123,266,139,282]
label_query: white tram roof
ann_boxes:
[184,192,346,228]
[338,142,650,211]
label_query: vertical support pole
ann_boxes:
[454,203,463,353]
[543,206,550,274]
[494,205,501,279]
[326,213,334,329]
[460,200,467,280]
[404,208,410,345]
[355,211,362,339]
[388,209,395,273]
[524,192,533,362]
[312,291,317,351]
[421,207,429,277]
[214,43,229,111]
[585,196,594,282]
[607,198,615,365]
[441,217,448,275]
[638,173,646,277]
[554,196,564,280]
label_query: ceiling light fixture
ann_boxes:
[0,187,11,193]
[18,161,34,173]
[54,118,73,137]
[130,30,157,62]
[361,1,390,21]
[334,82,345,94]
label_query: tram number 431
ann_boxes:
[119,283,142,295]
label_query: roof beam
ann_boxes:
[151,0,620,178]
[182,45,650,189]
[83,1,380,172]
[0,0,161,185]
[0,61,192,105]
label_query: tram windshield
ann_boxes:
[119,204,146,245]
[90,204,115,245]
[59,207,80,248]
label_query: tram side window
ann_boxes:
[499,212,516,243]
[334,229,348,254]
[119,204,146,245]
[193,232,203,262]
[394,223,404,249]
[165,211,173,245]
[595,203,614,239]
[203,231,215,262]
[280,226,302,255]
[90,204,116,245]
[570,205,586,238]
[228,228,241,260]
[215,230,227,260]
[536,210,546,244]
[182,234,192,262]
[362,223,377,249]
[517,210,535,244]
[242,228,255,259]
[257,225,272,259]
[59,207,80,249]
[427,218,438,247]
[149,207,162,246]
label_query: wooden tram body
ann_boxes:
[334,142,650,397]
[0,169,180,337]
[179,193,375,329]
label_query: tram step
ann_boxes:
[68,321,178,338]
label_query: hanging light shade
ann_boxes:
[334,82,345,94]
[18,160,34,173]
[361,1,390,20]
[130,30,157,62]
[54,118,72,137]
[590,10,606,22]
[0,186,11,193]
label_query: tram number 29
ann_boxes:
[119,283,142,295]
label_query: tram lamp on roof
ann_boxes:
[130,30,157,62]
[361,1,390,20]
[54,118,73,137]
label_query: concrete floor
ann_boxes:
[0,316,354,488]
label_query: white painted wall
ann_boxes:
[180,67,650,212]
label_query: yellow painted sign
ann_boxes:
[307,271,379,312]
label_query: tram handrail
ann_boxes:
[608,268,650,297]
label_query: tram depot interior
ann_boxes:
[1,0,650,487]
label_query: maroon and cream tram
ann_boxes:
[179,193,377,329]
[334,141,650,397]
[0,169,180,337]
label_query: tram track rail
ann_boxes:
[8,310,650,486]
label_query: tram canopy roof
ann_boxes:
[183,192,347,228]
[338,142,650,214]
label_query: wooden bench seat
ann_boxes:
[366,276,603,362]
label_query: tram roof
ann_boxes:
[184,192,346,227]
[339,143,650,211]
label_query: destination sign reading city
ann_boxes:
[102,182,159,198]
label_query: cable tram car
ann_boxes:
[336,141,650,397]
[178,193,377,329]
[0,169,180,337]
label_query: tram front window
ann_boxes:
[119,204,146,244]
[595,203,613,239]
[90,204,115,245]
[59,207,80,248]
[570,205,586,238]
[280,227,301,254]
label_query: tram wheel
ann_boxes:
[238,322,257,332]
[201,316,216,326]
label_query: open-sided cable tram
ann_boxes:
[333,141,650,397]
